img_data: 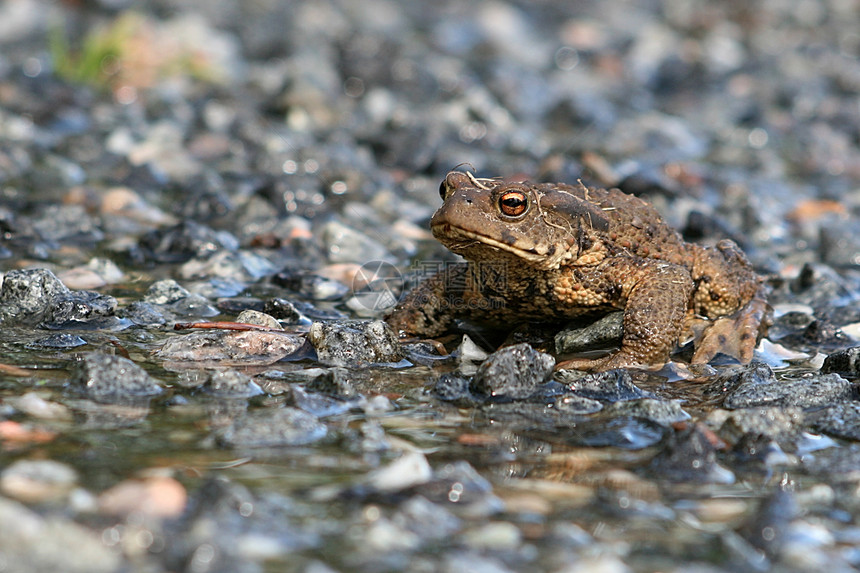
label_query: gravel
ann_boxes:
[1,1,860,572]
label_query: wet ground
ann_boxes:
[2,1,860,572]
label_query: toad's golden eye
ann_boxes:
[498,190,528,217]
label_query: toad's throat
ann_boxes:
[431,223,548,265]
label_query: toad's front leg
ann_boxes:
[384,262,469,338]
[557,259,695,371]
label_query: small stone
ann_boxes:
[203,370,264,398]
[367,451,433,492]
[139,220,237,263]
[808,402,860,441]
[302,367,356,397]
[165,292,220,318]
[741,488,796,556]
[235,309,281,329]
[179,250,276,281]
[434,374,475,403]
[287,385,354,417]
[555,311,624,355]
[217,407,326,447]
[69,353,163,403]
[651,423,734,483]
[718,407,805,448]
[821,346,860,376]
[44,290,118,326]
[470,343,555,399]
[57,257,125,290]
[120,301,167,326]
[603,398,690,426]
[394,495,461,539]
[144,279,191,305]
[308,320,404,366]
[27,333,87,349]
[418,461,502,517]
[98,476,187,518]
[8,393,72,420]
[558,368,651,402]
[263,297,309,324]
[157,330,304,365]
[554,394,604,415]
[32,204,101,243]
[0,268,70,325]
[0,459,78,503]
[321,220,393,264]
[456,334,490,375]
[462,521,522,551]
[0,496,121,573]
[272,269,350,301]
[723,370,851,409]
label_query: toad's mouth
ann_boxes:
[430,223,548,265]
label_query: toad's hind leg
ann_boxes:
[557,260,695,371]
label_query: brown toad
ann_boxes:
[385,171,770,371]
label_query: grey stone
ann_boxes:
[70,353,163,403]
[308,320,404,366]
[470,343,555,399]
[217,407,327,447]
[0,268,69,325]
[558,368,651,402]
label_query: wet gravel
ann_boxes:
[2,1,860,572]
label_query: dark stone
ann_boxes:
[263,297,308,324]
[0,268,70,325]
[650,423,734,483]
[44,290,118,326]
[558,368,651,402]
[415,461,499,512]
[821,347,860,377]
[32,204,102,243]
[139,220,237,263]
[165,293,220,318]
[434,374,475,403]
[767,310,815,340]
[554,312,624,355]
[470,343,555,400]
[272,268,349,301]
[808,402,860,441]
[717,407,804,450]
[723,370,851,410]
[217,407,326,447]
[27,333,87,349]
[730,433,785,464]
[162,477,318,571]
[119,301,167,326]
[741,489,796,556]
[569,416,665,449]
[703,361,777,402]
[603,399,690,427]
[303,367,356,397]
[287,385,354,417]
[778,318,850,348]
[69,353,163,403]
